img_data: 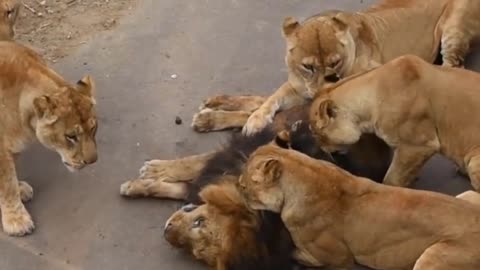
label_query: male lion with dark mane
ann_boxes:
[0,41,98,236]
[238,144,480,270]
[238,0,480,135]
[121,102,392,270]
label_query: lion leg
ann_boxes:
[440,5,479,68]
[120,178,188,200]
[465,154,480,191]
[120,151,216,199]
[139,151,216,182]
[18,181,33,203]
[455,190,480,206]
[199,95,267,112]
[243,81,305,136]
[192,109,251,132]
[0,150,35,236]
[413,242,480,270]
[382,145,435,187]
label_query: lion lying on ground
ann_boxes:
[238,144,480,269]
[0,0,20,40]
[0,41,98,236]
[121,99,391,270]
[309,54,480,191]
[121,97,391,200]
[240,0,480,135]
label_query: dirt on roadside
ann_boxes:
[15,0,138,63]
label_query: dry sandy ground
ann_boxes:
[15,0,138,62]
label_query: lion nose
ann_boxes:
[83,152,98,164]
[164,222,173,233]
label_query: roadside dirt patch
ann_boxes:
[15,0,138,63]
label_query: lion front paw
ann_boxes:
[120,178,154,197]
[19,181,33,203]
[242,110,271,136]
[2,205,35,236]
[139,160,180,182]
[192,108,215,132]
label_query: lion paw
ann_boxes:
[139,160,180,182]
[120,179,154,197]
[192,108,215,132]
[198,96,224,111]
[19,181,33,203]
[242,110,271,136]
[2,205,35,236]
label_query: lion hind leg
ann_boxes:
[455,190,480,206]
[413,242,479,270]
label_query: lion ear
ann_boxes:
[33,95,58,124]
[282,16,300,37]
[199,183,247,216]
[260,158,282,184]
[76,75,96,99]
[331,14,348,31]
[316,99,337,127]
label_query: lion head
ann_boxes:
[282,12,359,97]
[237,147,285,213]
[308,98,361,153]
[164,182,297,270]
[33,75,98,171]
[0,0,20,40]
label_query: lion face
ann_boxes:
[238,155,284,213]
[309,98,361,153]
[164,183,259,268]
[282,16,353,97]
[33,76,98,171]
[0,0,20,40]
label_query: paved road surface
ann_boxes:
[4,0,480,269]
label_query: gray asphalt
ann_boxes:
[3,0,480,269]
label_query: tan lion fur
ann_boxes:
[310,54,480,190]
[163,181,269,270]
[238,144,480,269]
[241,0,480,135]
[0,0,20,40]
[0,41,98,236]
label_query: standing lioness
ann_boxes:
[0,41,98,236]
[242,0,480,135]
[310,54,480,191]
[238,144,480,269]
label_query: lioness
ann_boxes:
[241,0,480,135]
[0,0,20,40]
[309,54,480,191]
[237,144,480,269]
[0,41,98,236]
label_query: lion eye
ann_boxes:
[301,64,315,74]
[6,9,14,19]
[192,217,205,228]
[65,134,78,143]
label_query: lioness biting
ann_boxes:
[241,0,480,135]
[0,0,20,40]
[0,41,98,236]
[238,144,480,269]
[309,54,480,191]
